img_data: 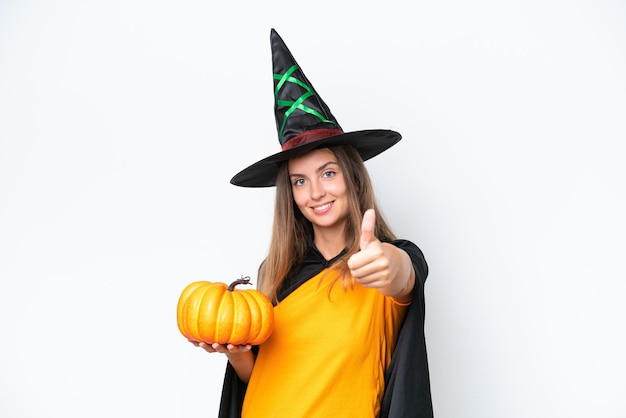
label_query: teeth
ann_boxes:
[313,202,331,211]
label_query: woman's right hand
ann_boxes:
[188,340,252,354]
[188,340,255,383]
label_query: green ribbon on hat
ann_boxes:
[274,64,335,138]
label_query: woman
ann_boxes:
[190,29,432,417]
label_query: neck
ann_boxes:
[312,226,346,261]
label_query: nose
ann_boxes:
[310,179,326,200]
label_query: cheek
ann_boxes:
[328,179,347,198]
[291,188,307,210]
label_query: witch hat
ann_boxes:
[230,29,402,187]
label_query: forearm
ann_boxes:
[380,243,415,303]
[226,350,255,384]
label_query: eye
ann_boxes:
[322,170,336,179]
[292,178,306,186]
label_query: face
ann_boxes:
[288,148,349,235]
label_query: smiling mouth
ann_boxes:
[311,202,333,213]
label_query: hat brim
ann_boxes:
[230,129,401,187]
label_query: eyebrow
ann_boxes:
[289,161,339,178]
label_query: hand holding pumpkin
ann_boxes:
[176,276,274,346]
[188,341,252,354]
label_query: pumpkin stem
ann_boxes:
[228,275,252,291]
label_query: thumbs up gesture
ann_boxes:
[348,209,415,300]
[348,209,391,289]
[358,208,379,253]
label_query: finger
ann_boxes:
[227,344,252,353]
[348,237,381,272]
[196,342,216,352]
[360,209,377,251]
[356,274,384,288]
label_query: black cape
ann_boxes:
[217,239,433,418]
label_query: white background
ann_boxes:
[1,1,625,417]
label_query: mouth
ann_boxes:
[311,201,333,214]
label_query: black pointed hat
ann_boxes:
[230,29,402,187]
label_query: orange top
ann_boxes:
[242,269,409,417]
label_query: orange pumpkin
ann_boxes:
[176,276,274,345]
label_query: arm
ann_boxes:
[190,341,255,384]
[377,243,415,303]
[224,349,255,383]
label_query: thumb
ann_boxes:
[359,209,377,251]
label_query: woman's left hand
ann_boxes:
[347,209,414,301]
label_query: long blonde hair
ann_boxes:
[258,145,397,302]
